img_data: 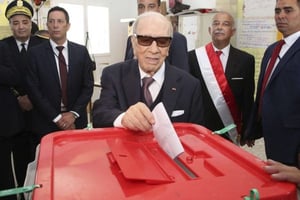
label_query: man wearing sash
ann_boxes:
[189,11,255,145]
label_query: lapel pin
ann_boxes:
[172,87,176,91]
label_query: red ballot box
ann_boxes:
[32,123,297,200]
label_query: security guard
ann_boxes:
[1,1,47,198]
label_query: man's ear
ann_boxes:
[131,35,137,58]
[208,26,212,36]
[231,27,236,36]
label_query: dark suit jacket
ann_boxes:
[26,41,94,136]
[124,32,189,72]
[245,38,300,166]
[1,36,47,132]
[1,36,47,95]
[0,41,24,137]
[189,45,255,138]
[92,59,204,128]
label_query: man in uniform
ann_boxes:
[1,0,47,192]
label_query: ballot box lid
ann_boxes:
[32,123,297,200]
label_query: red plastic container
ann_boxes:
[32,123,297,199]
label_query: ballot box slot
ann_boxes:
[173,157,198,179]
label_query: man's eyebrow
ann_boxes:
[275,6,293,10]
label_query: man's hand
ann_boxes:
[17,95,33,111]
[121,102,155,132]
[263,159,300,184]
[240,139,255,147]
[57,112,76,130]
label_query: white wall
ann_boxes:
[91,0,138,102]
[107,0,137,64]
[90,0,137,101]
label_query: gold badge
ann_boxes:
[17,0,23,7]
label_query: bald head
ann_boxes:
[131,11,173,75]
[132,11,173,37]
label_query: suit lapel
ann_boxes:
[268,38,300,86]
[62,41,76,90]
[161,64,180,116]
[67,41,74,72]
[122,60,142,106]
[121,61,181,113]
[225,46,236,75]
[45,42,61,88]
[8,37,20,56]
[28,36,36,49]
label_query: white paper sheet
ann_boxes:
[152,102,184,159]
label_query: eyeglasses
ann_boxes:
[134,34,172,47]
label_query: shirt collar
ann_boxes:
[50,39,68,52]
[16,39,29,47]
[139,62,165,87]
[283,31,300,47]
[212,43,230,57]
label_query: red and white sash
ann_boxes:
[195,43,241,144]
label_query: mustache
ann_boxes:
[213,30,225,34]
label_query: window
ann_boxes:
[87,6,109,54]
[59,3,85,45]
[58,3,110,54]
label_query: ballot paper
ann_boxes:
[152,102,184,159]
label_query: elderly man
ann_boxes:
[93,12,204,131]
[189,11,255,145]
[124,0,189,72]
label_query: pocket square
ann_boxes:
[231,77,244,80]
[171,110,184,117]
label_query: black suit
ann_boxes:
[124,32,189,72]
[2,36,47,129]
[0,41,24,136]
[1,36,47,192]
[1,36,47,96]
[0,41,25,198]
[27,41,94,140]
[92,59,204,128]
[189,45,255,140]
